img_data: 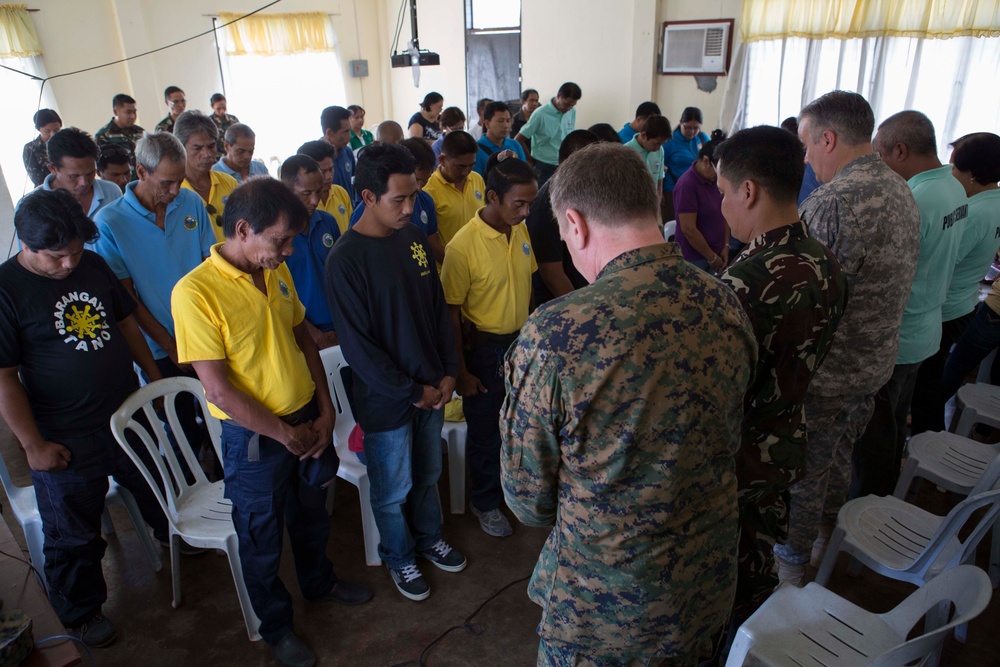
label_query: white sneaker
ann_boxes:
[471,506,513,537]
[775,556,806,586]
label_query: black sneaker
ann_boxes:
[272,632,316,667]
[387,562,430,601]
[417,539,468,572]
[70,613,117,648]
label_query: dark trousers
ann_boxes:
[910,313,974,435]
[219,400,340,645]
[32,422,168,628]
[850,362,922,498]
[942,303,1000,402]
[463,338,511,512]
[535,161,557,189]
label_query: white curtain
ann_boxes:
[721,35,1000,158]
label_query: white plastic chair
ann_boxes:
[950,382,1000,438]
[893,431,1000,586]
[441,420,467,514]
[109,377,261,641]
[725,564,992,667]
[0,446,162,589]
[663,219,677,242]
[319,346,382,566]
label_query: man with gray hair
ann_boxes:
[93,131,216,456]
[854,111,965,495]
[212,123,269,182]
[175,110,238,242]
[501,142,756,665]
[773,91,921,585]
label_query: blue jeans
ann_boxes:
[941,303,1000,401]
[363,407,445,569]
[32,421,168,627]
[219,400,339,645]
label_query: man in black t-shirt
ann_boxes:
[326,144,465,602]
[526,129,599,307]
[0,189,168,649]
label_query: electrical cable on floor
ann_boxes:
[34,634,96,666]
[389,574,531,667]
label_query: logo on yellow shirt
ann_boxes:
[183,215,198,230]
[411,241,428,268]
[475,190,483,201]
[338,204,346,216]
[522,242,530,256]
[322,233,334,248]
[278,280,290,298]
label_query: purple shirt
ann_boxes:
[672,166,727,261]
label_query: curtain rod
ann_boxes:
[201,12,340,17]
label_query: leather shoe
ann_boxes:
[272,632,316,667]
[315,580,373,606]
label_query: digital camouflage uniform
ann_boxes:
[22,135,49,186]
[501,243,757,665]
[154,115,175,134]
[95,119,146,180]
[775,154,920,569]
[720,221,847,618]
[211,112,240,159]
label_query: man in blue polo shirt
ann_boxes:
[280,154,341,351]
[211,123,268,183]
[474,102,526,176]
[321,105,357,205]
[31,128,122,218]
[93,132,215,452]
[515,82,581,188]
[618,102,662,144]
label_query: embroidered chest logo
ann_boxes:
[338,204,346,216]
[474,190,483,201]
[54,292,111,351]
[278,280,290,298]
[522,242,530,257]
[420,210,428,224]
[183,215,198,230]
[411,242,428,268]
[322,233,335,248]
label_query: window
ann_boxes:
[464,0,522,122]
[0,55,53,206]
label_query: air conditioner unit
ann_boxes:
[660,19,734,75]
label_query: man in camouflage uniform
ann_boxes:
[95,94,146,180]
[501,143,757,666]
[773,91,920,585]
[154,86,186,134]
[716,126,847,628]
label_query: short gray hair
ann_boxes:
[550,143,658,228]
[224,122,255,145]
[799,90,875,147]
[135,131,186,172]
[173,110,218,148]
[877,110,937,157]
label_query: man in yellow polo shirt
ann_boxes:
[171,178,372,667]
[175,110,238,242]
[441,157,538,537]
[297,140,353,234]
[423,131,485,246]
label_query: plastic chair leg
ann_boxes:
[893,457,920,502]
[101,508,116,536]
[170,532,182,609]
[952,408,978,439]
[224,534,262,641]
[445,432,466,514]
[114,485,163,573]
[356,475,382,567]
[813,528,845,586]
[23,519,48,590]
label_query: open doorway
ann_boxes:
[464,0,521,129]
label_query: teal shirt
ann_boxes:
[897,165,967,364]
[942,189,1000,321]
[624,136,664,187]
[518,100,575,166]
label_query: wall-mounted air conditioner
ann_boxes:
[660,19,734,76]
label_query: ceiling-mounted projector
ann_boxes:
[390,0,440,69]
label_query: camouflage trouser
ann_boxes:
[774,391,875,565]
[734,487,789,620]
[537,638,705,667]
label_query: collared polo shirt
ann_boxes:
[942,189,1000,321]
[286,209,341,331]
[318,184,353,234]
[39,174,122,218]
[624,136,664,186]
[518,100,575,167]
[441,210,537,335]
[93,184,214,360]
[349,189,439,238]
[618,123,638,144]
[172,244,315,420]
[182,170,239,242]
[423,168,486,246]
[211,157,269,182]
[897,165,966,364]
[333,145,356,204]
[474,135,526,175]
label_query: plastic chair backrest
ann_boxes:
[319,346,356,452]
[907,486,1000,577]
[968,450,1000,495]
[872,565,992,666]
[109,377,220,523]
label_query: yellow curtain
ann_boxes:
[0,4,41,57]
[219,12,333,56]
[741,0,1000,42]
